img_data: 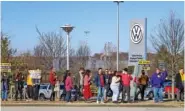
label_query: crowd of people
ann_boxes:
[1,71,41,101]
[48,67,184,103]
[1,67,184,104]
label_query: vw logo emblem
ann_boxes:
[131,24,143,44]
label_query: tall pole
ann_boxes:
[171,24,175,100]
[117,2,119,71]
[67,33,69,70]
[84,31,90,45]
[114,1,123,71]
[61,24,74,70]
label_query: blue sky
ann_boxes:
[2,1,184,55]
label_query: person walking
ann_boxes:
[83,70,92,102]
[49,67,57,101]
[65,72,73,103]
[110,71,120,103]
[151,68,167,103]
[1,73,9,101]
[94,68,106,104]
[175,68,184,101]
[121,68,133,103]
[135,70,149,101]
[27,72,33,101]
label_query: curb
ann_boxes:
[1,103,184,108]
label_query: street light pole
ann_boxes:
[61,24,74,70]
[114,1,123,71]
[84,31,90,45]
[66,33,69,70]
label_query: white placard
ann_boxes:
[29,70,41,79]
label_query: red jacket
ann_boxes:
[121,73,133,87]
[49,71,56,85]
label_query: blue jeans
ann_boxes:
[1,90,8,100]
[153,87,163,102]
[97,87,104,102]
[65,90,71,102]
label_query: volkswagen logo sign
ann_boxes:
[131,24,143,44]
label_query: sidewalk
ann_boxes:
[1,100,184,107]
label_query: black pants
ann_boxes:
[33,85,40,100]
[135,85,147,100]
[50,85,55,101]
[79,85,83,96]
[104,85,110,98]
[177,87,184,101]
[15,88,23,100]
[27,85,33,99]
[122,86,130,102]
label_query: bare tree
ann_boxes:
[34,27,66,70]
[150,11,184,99]
[151,11,184,75]
[103,42,117,69]
[76,42,91,68]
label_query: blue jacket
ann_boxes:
[150,72,167,88]
[94,74,106,87]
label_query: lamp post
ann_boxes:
[84,31,90,45]
[114,1,123,71]
[61,24,74,70]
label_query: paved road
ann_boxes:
[2,107,184,111]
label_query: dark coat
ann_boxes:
[1,75,9,91]
[175,73,184,89]
[14,73,24,91]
